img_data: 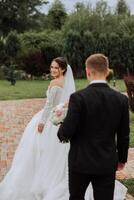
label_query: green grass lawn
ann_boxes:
[0,80,50,100]
[75,79,127,92]
[0,79,126,100]
[0,79,88,100]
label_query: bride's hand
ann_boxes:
[38,123,45,134]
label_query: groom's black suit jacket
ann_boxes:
[57,83,130,174]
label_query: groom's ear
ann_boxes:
[86,67,91,79]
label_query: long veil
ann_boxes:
[60,65,76,103]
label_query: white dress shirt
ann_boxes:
[90,80,107,85]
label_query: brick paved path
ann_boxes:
[0,99,45,180]
[0,99,134,199]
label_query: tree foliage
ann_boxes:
[0,0,48,35]
[48,0,67,30]
[5,31,21,59]
[0,0,134,79]
[116,0,130,15]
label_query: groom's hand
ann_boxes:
[38,123,45,133]
[117,162,125,171]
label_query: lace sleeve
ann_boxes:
[40,86,62,124]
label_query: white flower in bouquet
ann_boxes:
[50,103,68,126]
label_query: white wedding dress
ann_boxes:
[0,66,127,200]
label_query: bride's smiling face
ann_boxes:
[50,61,64,79]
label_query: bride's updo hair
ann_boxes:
[53,57,67,75]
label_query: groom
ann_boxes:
[57,54,130,200]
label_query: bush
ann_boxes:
[18,48,45,76]
[6,64,17,85]
[107,69,114,82]
[14,70,28,80]
[0,67,5,79]
[17,31,64,76]
[124,75,134,112]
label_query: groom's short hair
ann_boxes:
[86,53,109,73]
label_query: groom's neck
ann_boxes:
[89,75,107,82]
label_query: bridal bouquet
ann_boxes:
[50,103,68,126]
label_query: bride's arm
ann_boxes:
[38,85,62,133]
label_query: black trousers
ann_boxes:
[69,170,116,200]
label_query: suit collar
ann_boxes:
[88,83,109,88]
[90,80,107,85]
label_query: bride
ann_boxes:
[0,57,127,200]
